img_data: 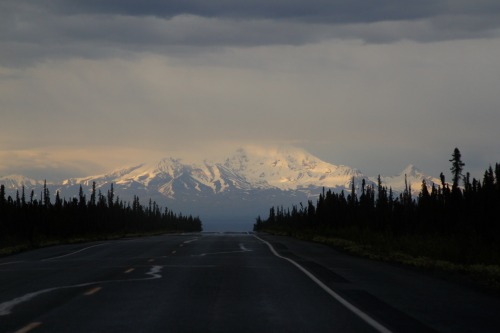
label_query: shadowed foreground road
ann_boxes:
[1,232,500,333]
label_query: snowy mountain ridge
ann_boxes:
[0,146,439,196]
[371,164,441,195]
[0,146,440,230]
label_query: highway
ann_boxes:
[1,232,500,333]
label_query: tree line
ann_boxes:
[254,148,500,265]
[0,181,202,249]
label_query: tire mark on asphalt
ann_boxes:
[41,243,107,261]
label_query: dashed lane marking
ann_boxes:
[84,287,102,296]
[124,268,135,274]
[14,322,42,333]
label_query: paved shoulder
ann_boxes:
[257,233,500,333]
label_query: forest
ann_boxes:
[254,148,500,266]
[0,181,202,252]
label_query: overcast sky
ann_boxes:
[1,0,500,181]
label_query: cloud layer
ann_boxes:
[1,1,500,180]
[2,0,500,66]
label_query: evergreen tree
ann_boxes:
[107,183,114,208]
[420,179,430,200]
[21,185,26,207]
[90,181,96,207]
[0,184,5,206]
[55,190,62,208]
[43,180,50,207]
[349,176,356,207]
[450,147,465,191]
[78,185,86,208]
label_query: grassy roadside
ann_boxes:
[261,229,500,293]
[0,229,186,257]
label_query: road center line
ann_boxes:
[254,235,393,333]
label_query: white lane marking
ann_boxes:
[0,265,163,316]
[183,238,199,244]
[254,235,393,333]
[41,243,107,261]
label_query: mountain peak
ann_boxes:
[401,164,421,176]
[374,164,439,195]
[219,146,366,190]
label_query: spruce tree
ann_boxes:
[90,181,96,207]
[0,184,5,206]
[107,183,114,208]
[21,185,26,207]
[449,148,465,190]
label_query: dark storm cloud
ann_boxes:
[33,0,500,26]
[2,0,500,67]
[45,0,438,23]
[3,0,500,37]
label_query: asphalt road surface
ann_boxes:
[1,232,500,333]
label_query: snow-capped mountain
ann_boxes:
[223,146,364,191]
[372,164,441,195]
[0,174,46,189]
[0,146,439,230]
